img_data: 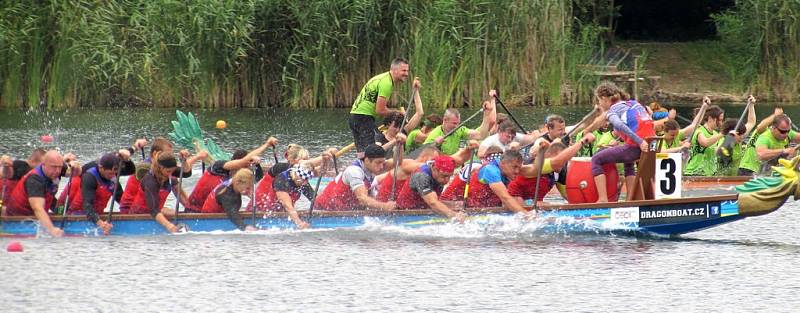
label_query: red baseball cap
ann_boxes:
[433,156,456,174]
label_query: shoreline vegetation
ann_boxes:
[0,1,797,109]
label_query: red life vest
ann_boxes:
[67,167,115,215]
[375,172,406,202]
[129,174,173,214]
[440,162,481,201]
[313,161,372,211]
[616,100,655,146]
[6,166,58,216]
[396,165,442,210]
[200,180,232,213]
[466,161,504,208]
[1,179,20,205]
[254,170,304,211]
[507,175,554,202]
[252,170,275,211]
[119,175,140,213]
[187,170,224,212]
[57,175,81,208]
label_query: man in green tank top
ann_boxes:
[349,58,410,158]
[738,115,800,176]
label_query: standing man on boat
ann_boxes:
[6,150,80,237]
[350,58,411,159]
[422,92,497,155]
[738,114,800,176]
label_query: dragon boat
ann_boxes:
[1,156,797,237]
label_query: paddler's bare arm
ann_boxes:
[744,96,757,136]
[755,107,783,135]
[681,99,709,139]
[353,186,396,210]
[154,212,180,233]
[489,183,527,214]
[519,141,549,177]
[275,191,309,229]
[403,78,424,133]
[450,140,479,166]
[375,96,399,118]
[29,197,63,237]
[421,192,466,223]
[550,134,594,171]
[469,93,497,140]
[224,137,278,170]
[697,130,724,148]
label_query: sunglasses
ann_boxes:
[777,128,791,134]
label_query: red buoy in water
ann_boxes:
[6,241,23,253]
[40,134,53,143]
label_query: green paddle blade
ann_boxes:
[169,110,231,161]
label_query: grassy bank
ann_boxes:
[0,0,605,109]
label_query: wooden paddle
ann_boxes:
[461,149,478,211]
[717,97,753,167]
[405,107,484,159]
[250,163,258,227]
[531,142,549,211]
[272,146,279,163]
[104,159,124,233]
[59,164,75,229]
[493,92,527,133]
[391,89,418,200]
[307,158,329,224]
[519,107,600,151]
[1,163,8,231]
[173,157,186,232]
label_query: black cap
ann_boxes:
[99,153,120,169]
[363,144,386,159]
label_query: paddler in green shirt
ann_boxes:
[713,97,757,176]
[658,98,708,153]
[349,58,410,159]
[422,90,497,155]
[685,105,725,176]
[738,114,800,176]
[405,114,442,152]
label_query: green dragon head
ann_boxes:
[168,110,231,162]
[735,156,800,217]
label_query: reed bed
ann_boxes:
[0,0,605,108]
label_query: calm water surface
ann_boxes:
[1,106,799,312]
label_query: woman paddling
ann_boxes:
[253,144,336,211]
[591,82,655,203]
[685,105,726,176]
[266,164,321,229]
[200,168,257,231]
[130,153,190,233]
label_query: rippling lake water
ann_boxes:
[2,106,800,312]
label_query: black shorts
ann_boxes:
[349,114,377,153]
[738,168,755,176]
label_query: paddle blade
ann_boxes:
[716,135,737,167]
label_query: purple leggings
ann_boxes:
[591,144,641,177]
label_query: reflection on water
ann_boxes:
[2,107,800,312]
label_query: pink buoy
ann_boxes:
[6,241,23,253]
[40,134,54,143]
